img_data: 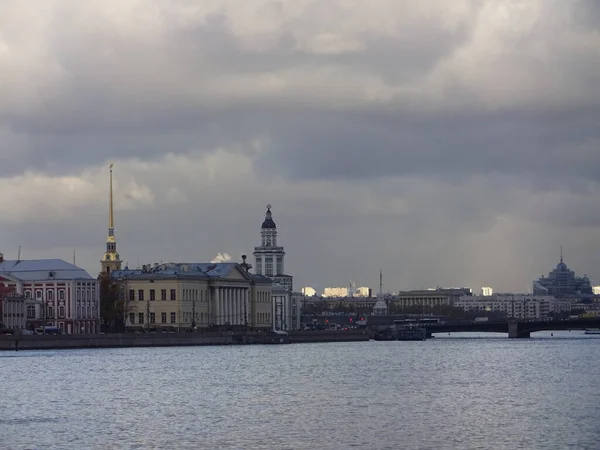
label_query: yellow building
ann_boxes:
[110,262,272,330]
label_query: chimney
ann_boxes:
[0,252,4,263]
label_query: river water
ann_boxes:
[1,331,599,450]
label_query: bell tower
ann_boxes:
[253,204,293,291]
[101,164,122,275]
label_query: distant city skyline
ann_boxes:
[1,1,599,293]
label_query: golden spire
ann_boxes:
[109,163,114,230]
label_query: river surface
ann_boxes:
[1,331,600,450]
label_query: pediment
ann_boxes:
[222,264,252,281]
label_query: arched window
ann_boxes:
[35,290,42,299]
[58,305,66,319]
[47,290,54,301]
[59,290,65,301]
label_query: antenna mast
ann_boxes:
[17,246,21,261]
[379,269,383,297]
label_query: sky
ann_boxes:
[1,0,599,294]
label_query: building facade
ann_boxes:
[0,254,100,334]
[271,285,303,331]
[533,251,592,297]
[390,290,453,310]
[0,283,28,330]
[111,262,273,331]
[253,205,293,291]
[454,294,567,320]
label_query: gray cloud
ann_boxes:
[0,0,599,292]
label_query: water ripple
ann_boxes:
[1,337,599,449]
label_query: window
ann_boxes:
[59,290,65,301]
[150,289,156,301]
[170,312,176,323]
[150,312,155,324]
[138,290,144,301]
[276,257,283,275]
[265,257,273,276]
[256,259,262,274]
[138,312,144,324]
[24,290,31,298]
[129,312,135,324]
[36,290,42,299]
[47,290,54,301]
[47,306,54,318]
[58,305,65,318]
[161,289,167,301]
[161,312,167,323]
[129,290,135,301]
[27,305,36,319]
[170,289,176,301]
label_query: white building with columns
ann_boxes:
[110,262,273,330]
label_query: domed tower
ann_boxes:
[101,164,122,275]
[253,204,293,291]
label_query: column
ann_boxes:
[229,289,233,325]
[223,288,228,325]
[218,288,223,325]
[237,288,244,325]
[227,288,232,325]
[235,289,240,325]
[232,288,236,325]
[238,288,244,325]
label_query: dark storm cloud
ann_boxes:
[1,0,600,291]
[253,107,600,186]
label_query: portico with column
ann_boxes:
[213,285,251,326]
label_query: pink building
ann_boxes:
[0,255,100,334]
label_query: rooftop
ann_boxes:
[111,262,272,284]
[0,259,95,281]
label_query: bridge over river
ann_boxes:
[427,318,600,338]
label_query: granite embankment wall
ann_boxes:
[0,331,369,351]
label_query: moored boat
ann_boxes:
[584,328,600,335]
[396,324,426,341]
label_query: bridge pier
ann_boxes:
[508,322,530,339]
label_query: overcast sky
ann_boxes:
[1,0,599,294]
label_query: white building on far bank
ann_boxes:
[454,294,570,320]
[481,287,493,296]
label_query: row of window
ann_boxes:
[24,305,97,319]
[256,257,284,277]
[257,291,270,303]
[128,311,214,325]
[257,312,271,323]
[130,312,177,325]
[130,289,177,302]
[25,290,67,301]
[23,290,97,302]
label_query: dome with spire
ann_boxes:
[261,204,277,229]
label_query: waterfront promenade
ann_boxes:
[0,330,369,351]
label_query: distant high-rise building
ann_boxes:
[301,287,317,297]
[323,287,349,298]
[355,287,371,297]
[481,287,493,296]
[593,286,600,295]
[533,248,592,297]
